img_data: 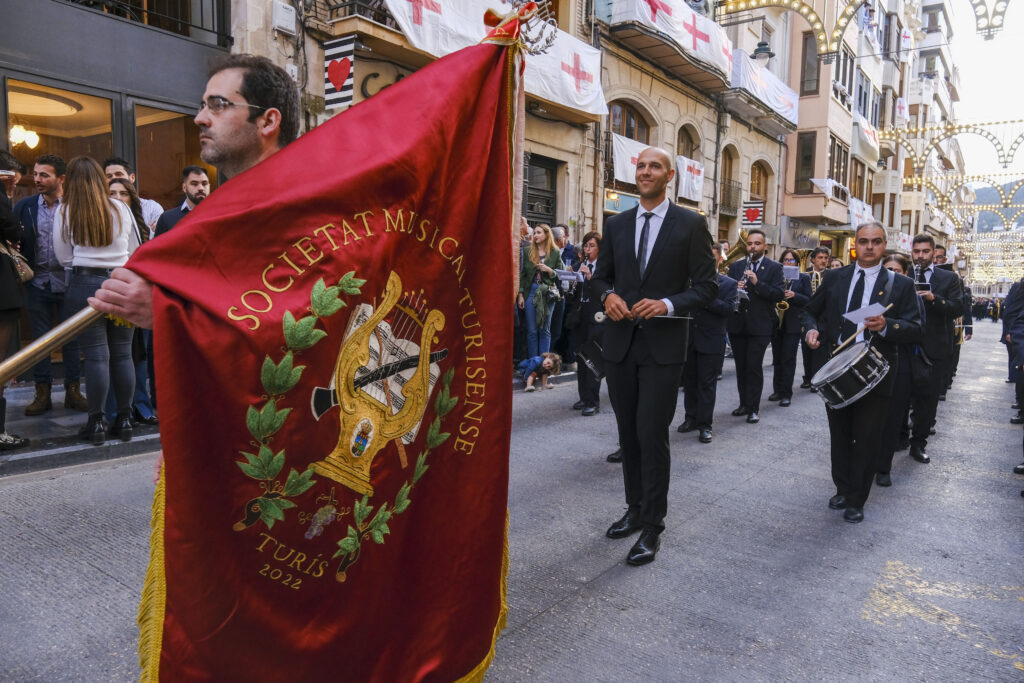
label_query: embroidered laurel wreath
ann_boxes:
[234,272,457,580]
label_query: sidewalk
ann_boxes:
[0,379,160,476]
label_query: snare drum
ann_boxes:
[811,342,889,409]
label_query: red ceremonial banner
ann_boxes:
[129,41,517,681]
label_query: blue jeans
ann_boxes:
[65,273,134,417]
[25,284,80,384]
[524,282,553,357]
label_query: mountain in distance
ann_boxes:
[972,180,1024,232]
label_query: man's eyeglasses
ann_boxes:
[198,96,266,115]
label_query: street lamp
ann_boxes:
[751,41,774,63]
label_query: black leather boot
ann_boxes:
[79,414,108,446]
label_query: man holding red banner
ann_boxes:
[592,147,717,566]
[87,39,518,680]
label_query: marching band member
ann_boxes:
[800,247,831,391]
[769,249,811,407]
[726,228,783,424]
[803,222,921,523]
[677,243,737,444]
[907,234,963,464]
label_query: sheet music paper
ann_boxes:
[555,269,585,282]
[842,302,887,327]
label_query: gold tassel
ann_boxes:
[455,510,510,683]
[106,314,134,328]
[137,461,167,682]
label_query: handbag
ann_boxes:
[544,284,561,304]
[1,243,33,283]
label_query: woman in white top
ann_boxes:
[53,157,142,445]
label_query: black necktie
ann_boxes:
[916,266,927,284]
[638,212,653,276]
[842,270,865,342]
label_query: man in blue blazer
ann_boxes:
[726,229,784,423]
[677,243,737,443]
[769,251,812,406]
[804,221,922,523]
[591,147,717,565]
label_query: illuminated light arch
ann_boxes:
[1003,207,1024,227]
[973,0,1010,38]
[885,137,919,171]
[916,125,1007,173]
[721,0,868,59]
[1006,131,1024,166]
[946,178,1008,205]
[1005,177,1024,204]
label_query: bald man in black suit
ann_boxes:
[591,147,717,565]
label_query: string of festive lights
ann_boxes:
[878,118,1024,139]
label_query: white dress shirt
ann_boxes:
[845,262,884,343]
[633,198,675,315]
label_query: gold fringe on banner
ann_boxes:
[455,511,510,683]
[137,463,167,682]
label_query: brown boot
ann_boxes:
[64,381,89,412]
[25,383,52,416]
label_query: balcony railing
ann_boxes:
[66,0,231,47]
[719,179,742,217]
[326,0,399,29]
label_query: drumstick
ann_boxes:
[831,303,894,356]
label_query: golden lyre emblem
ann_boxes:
[310,272,447,496]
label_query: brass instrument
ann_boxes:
[776,278,791,327]
[719,230,749,274]
[953,316,965,345]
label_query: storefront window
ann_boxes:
[135,104,216,209]
[6,79,112,203]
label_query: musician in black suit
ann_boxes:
[907,234,963,464]
[677,243,738,443]
[801,247,831,390]
[572,231,604,416]
[726,229,784,423]
[804,221,922,523]
[769,249,812,406]
[591,147,717,566]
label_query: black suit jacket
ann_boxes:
[591,204,718,365]
[13,194,40,267]
[918,266,963,361]
[1001,280,1024,343]
[726,257,785,336]
[692,274,737,355]
[802,265,922,395]
[780,272,811,335]
[154,205,189,237]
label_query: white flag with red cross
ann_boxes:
[383,0,607,115]
[610,0,732,79]
[612,133,653,185]
[675,154,704,202]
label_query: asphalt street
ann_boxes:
[0,321,1021,680]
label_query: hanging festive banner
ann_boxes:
[900,28,914,62]
[610,0,733,78]
[741,200,764,228]
[383,0,607,115]
[729,49,798,125]
[895,97,908,126]
[854,111,880,155]
[675,154,704,202]
[849,196,875,227]
[130,40,519,681]
[612,132,651,185]
[324,35,355,110]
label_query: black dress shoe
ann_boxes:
[698,427,712,443]
[843,506,864,523]
[938,394,946,401]
[928,427,936,435]
[800,380,811,389]
[767,392,782,402]
[810,386,819,393]
[111,414,133,442]
[1011,413,1024,425]
[731,405,749,416]
[78,414,108,446]
[1013,463,1024,475]
[676,419,697,433]
[606,449,623,463]
[572,400,585,410]
[779,398,791,407]
[626,529,660,565]
[132,408,159,425]
[909,445,930,464]
[1012,402,1020,410]
[606,510,642,539]
[582,405,599,416]
[828,494,847,510]
[875,472,892,487]
[746,411,760,424]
